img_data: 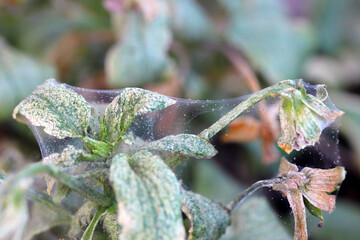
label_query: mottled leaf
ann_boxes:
[110,152,185,240]
[142,134,217,159]
[105,4,171,88]
[101,88,176,143]
[43,145,84,169]
[181,188,230,240]
[0,38,56,120]
[42,145,84,194]
[221,197,291,240]
[13,79,91,139]
[103,209,121,240]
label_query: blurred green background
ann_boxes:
[1,0,360,239]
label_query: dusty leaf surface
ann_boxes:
[13,79,91,139]
[102,87,176,143]
[142,134,217,159]
[181,188,230,240]
[109,151,184,240]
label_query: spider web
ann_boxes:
[28,82,342,169]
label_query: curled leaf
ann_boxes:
[273,158,346,240]
[277,80,344,153]
[13,79,91,139]
[101,88,176,143]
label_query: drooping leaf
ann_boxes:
[142,134,217,159]
[101,88,176,143]
[0,38,56,120]
[181,187,230,240]
[105,4,171,88]
[109,152,185,240]
[221,197,291,240]
[13,79,91,139]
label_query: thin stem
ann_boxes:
[167,83,292,168]
[226,178,282,214]
[199,83,291,141]
[14,163,112,206]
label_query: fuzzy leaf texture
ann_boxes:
[142,134,217,159]
[181,188,230,240]
[101,87,176,143]
[13,79,91,139]
[109,151,185,240]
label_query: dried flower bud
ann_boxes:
[277,80,344,154]
[273,158,346,240]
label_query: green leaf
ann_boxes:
[81,207,107,240]
[181,187,230,240]
[83,136,112,157]
[308,199,360,240]
[222,0,314,83]
[101,88,176,143]
[0,38,56,120]
[13,79,91,139]
[221,197,291,240]
[170,0,213,41]
[109,152,185,240]
[304,197,323,225]
[142,134,217,159]
[105,7,171,88]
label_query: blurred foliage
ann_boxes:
[1,0,360,239]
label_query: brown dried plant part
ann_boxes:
[277,80,344,154]
[273,158,346,240]
[221,103,280,164]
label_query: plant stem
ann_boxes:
[14,163,112,206]
[168,83,292,168]
[199,83,291,141]
[226,178,282,214]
